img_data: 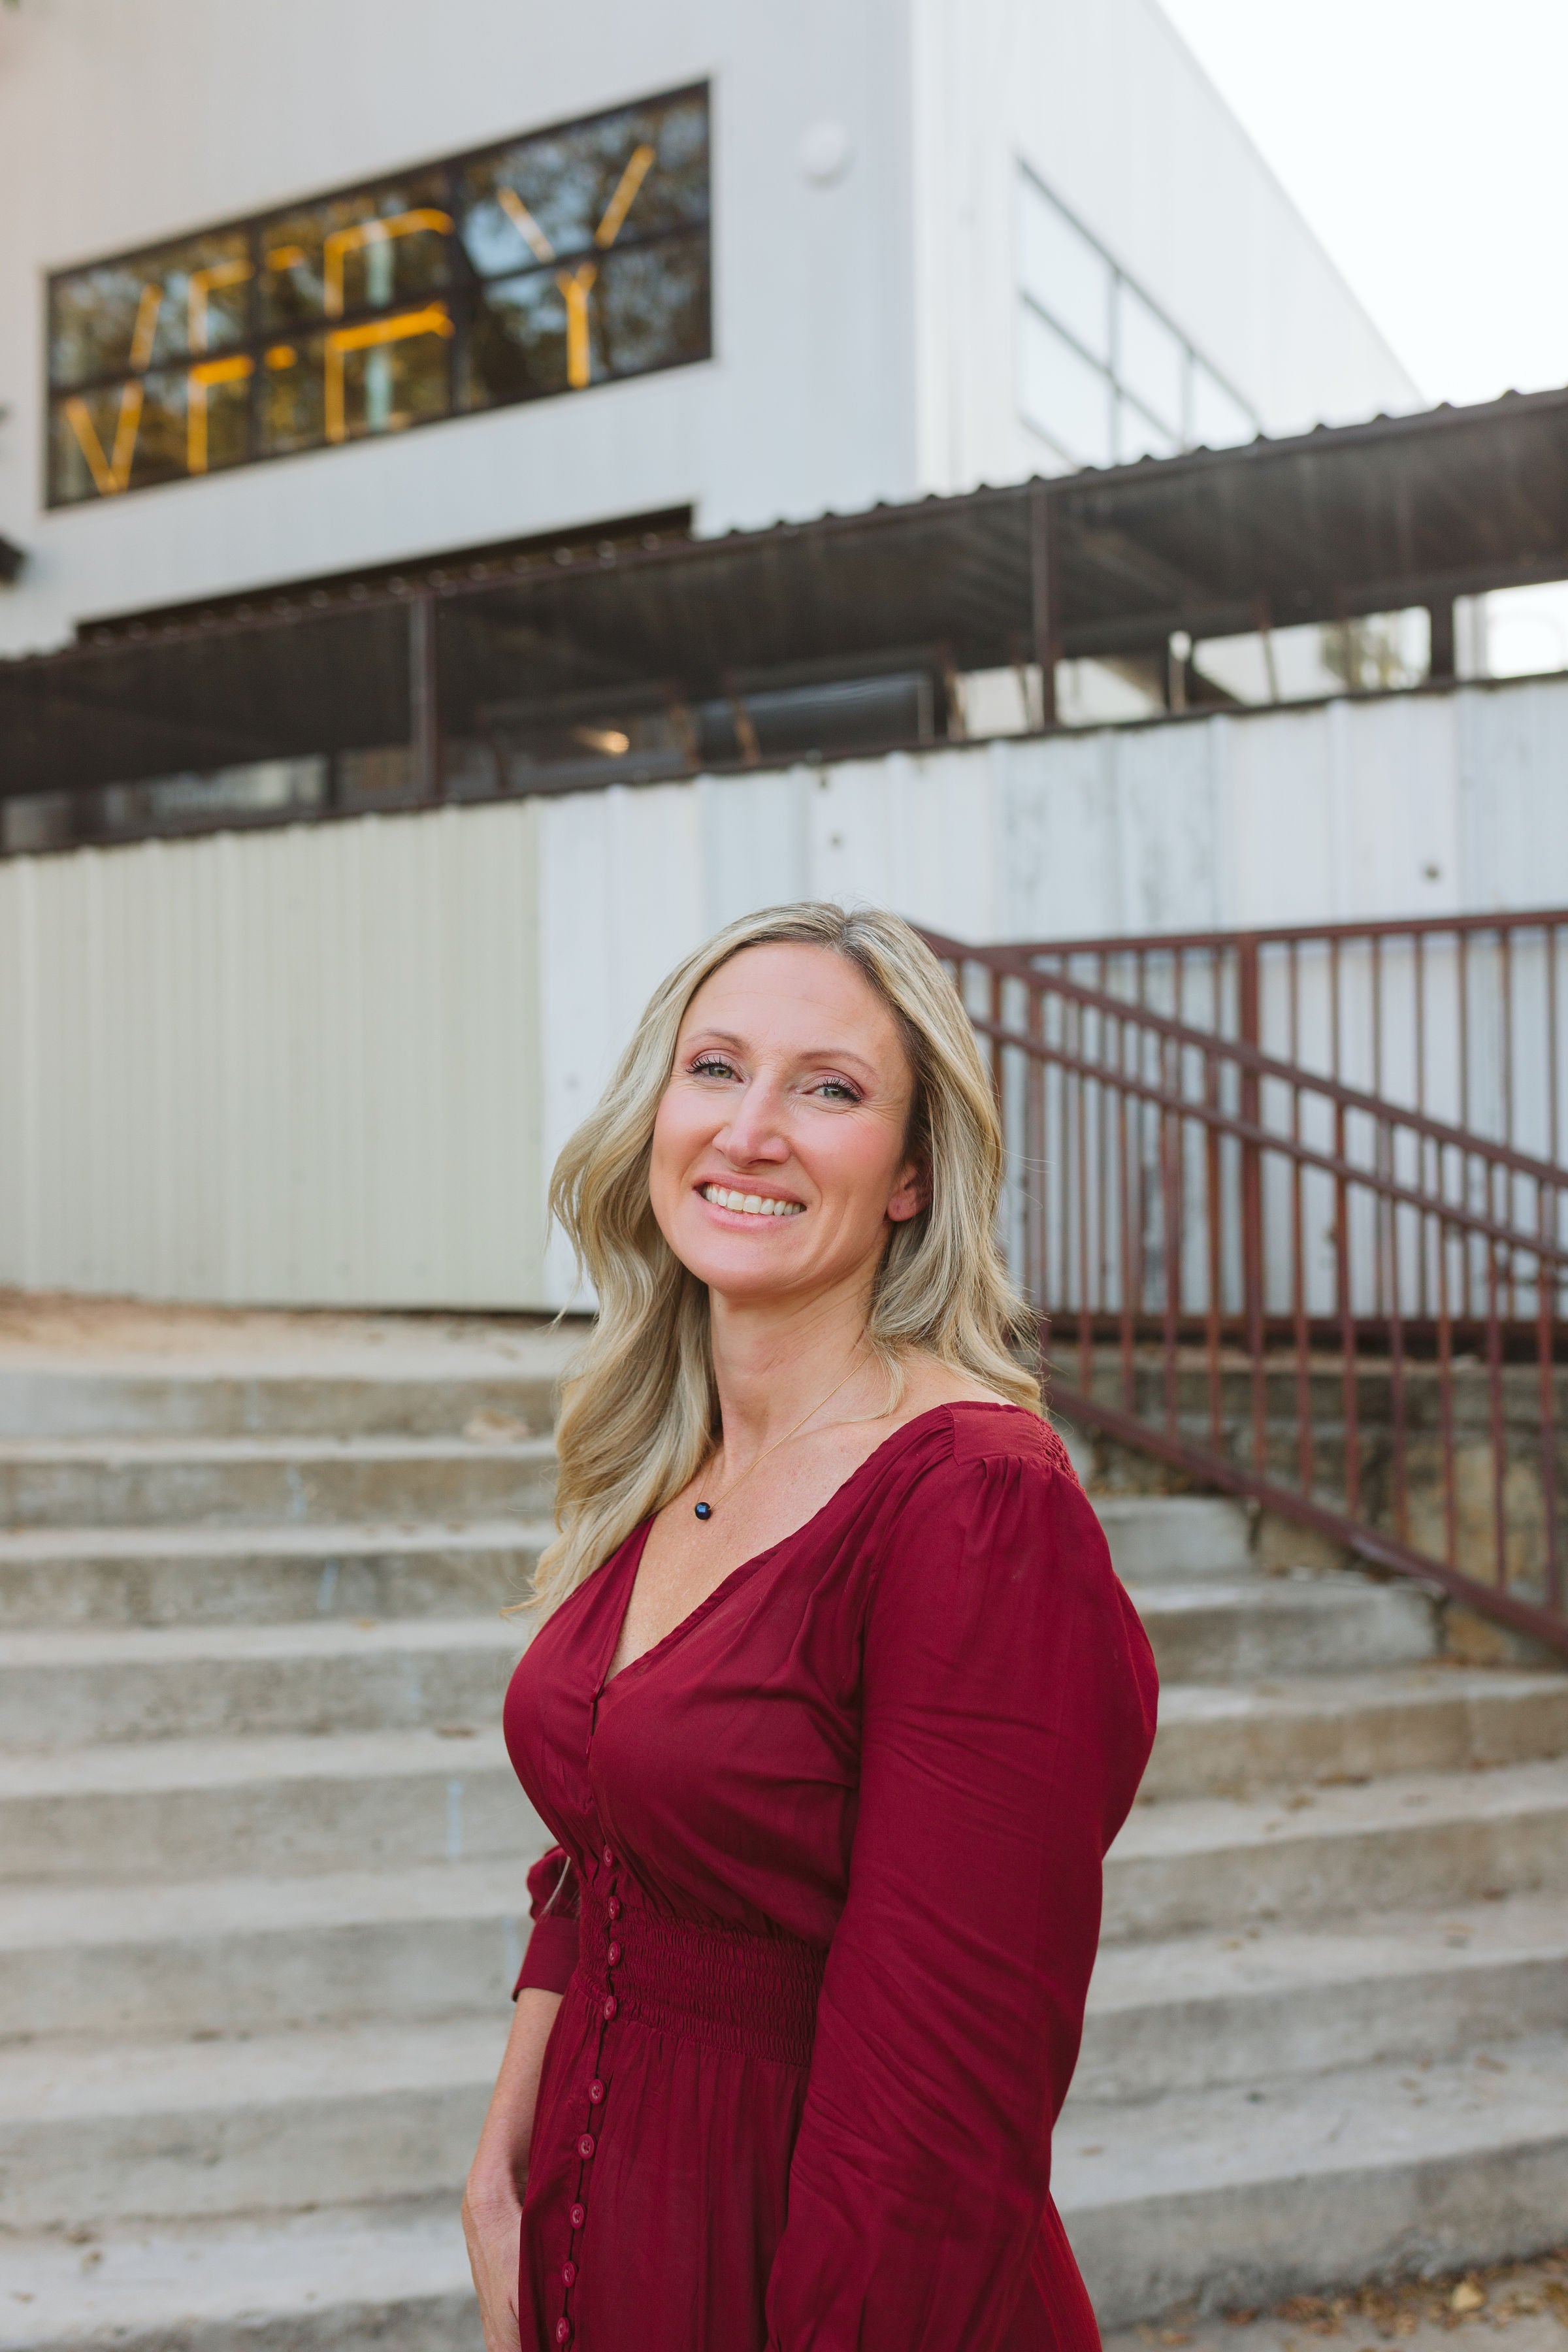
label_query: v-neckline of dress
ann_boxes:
[595,1400,1027,1697]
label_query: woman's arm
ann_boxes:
[764,1446,1158,2351]
[465,1844,580,2352]
[464,1986,563,2352]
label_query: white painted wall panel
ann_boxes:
[0,804,544,1305]
[3,674,1564,1310]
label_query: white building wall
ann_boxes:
[0,0,1419,660]
[2,674,1563,1311]
[910,0,1420,496]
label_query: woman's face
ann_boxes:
[649,943,925,1309]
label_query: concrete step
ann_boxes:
[0,1727,538,1884]
[1091,1495,1252,1582]
[1130,1573,1439,1680]
[1143,1666,1568,1799]
[0,1861,534,2040]
[1058,2032,1568,2328]
[0,2017,507,2229]
[0,1616,530,1748]
[1076,1891,1568,2099]
[0,2200,475,2352]
[0,1363,560,1442]
[1104,1757,1568,1938]
[0,1434,557,1529]
[0,1518,549,1629]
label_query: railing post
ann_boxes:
[1237,935,1266,1462]
[1029,483,1060,728]
[409,589,442,802]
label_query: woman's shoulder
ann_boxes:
[849,1398,1081,1561]
[943,1399,1073,1473]
[885,1358,1077,1488]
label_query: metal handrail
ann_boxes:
[926,926,1568,1659]
[949,939,1568,1194]
[1009,903,1568,958]
[1005,906,1568,1175]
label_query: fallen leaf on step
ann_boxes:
[1450,2283,1485,2313]
[436,1724,478,1739]
[355,1617,376,1629]
[1474,2053,1507,2072]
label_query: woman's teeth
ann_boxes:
[702,1185,804,1218]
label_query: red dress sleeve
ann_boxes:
[512,1843,580,1998]
[764,1435,1158,2350]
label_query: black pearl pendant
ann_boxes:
[694,1500,713,1520]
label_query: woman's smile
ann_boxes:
[697,1183,806,1219]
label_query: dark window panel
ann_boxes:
[256,169,453,334]
[595,232,710,384]
[463,271,573,406]
[458,87,708,278]
[463,229,709,410]
[49,227,252,388]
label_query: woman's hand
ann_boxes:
[463,2171,525,2352]
[465,1985,563,2351]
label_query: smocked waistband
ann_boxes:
[578,1884,824,2070]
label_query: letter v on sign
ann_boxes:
[64,283,162,495]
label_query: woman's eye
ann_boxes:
[813,1079,861,1103]
[690,1056,738,1081]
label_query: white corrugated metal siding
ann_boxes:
[0,804,544,1305]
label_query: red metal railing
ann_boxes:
[1019,907,1568,1169]
[925,919,1568,1659]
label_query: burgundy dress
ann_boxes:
[502,1402,1157,2352]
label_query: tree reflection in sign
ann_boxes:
[46,84,710,506]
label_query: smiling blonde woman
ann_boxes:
[464,902,1158,2352]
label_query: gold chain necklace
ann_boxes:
[693,1355,866,1522]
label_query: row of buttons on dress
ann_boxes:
[556,1846,623,2347]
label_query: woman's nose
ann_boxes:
[716,1081,790,1165]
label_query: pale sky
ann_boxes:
[1156,0,1568,673]
[1156,0,1568,411]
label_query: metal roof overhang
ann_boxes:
[4,382,1568,802]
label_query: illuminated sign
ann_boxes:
[46,84,710,507]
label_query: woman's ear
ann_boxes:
[887,1158,930,1223]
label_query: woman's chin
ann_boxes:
[671,1228,815,1299]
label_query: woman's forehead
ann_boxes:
[683,943,899,1043]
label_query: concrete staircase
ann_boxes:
[1061,1497,1568,2328]
[0,1346,563,2351]
[0,1356,1565,2346]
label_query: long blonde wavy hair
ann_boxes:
[531,902,1039,1614]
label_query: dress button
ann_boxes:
[569,2200,586,2229]
[606,1940,621,1967]
[562,2261,578,2287]
[588,2078,605,2104]
[556,2321,572,2345]
[577,2132,596,2158]
[602,1994,617,2021]
[606,1896,622,1920]
[602,1845,614,1868]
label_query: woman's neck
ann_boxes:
[706,1281,881,1471]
